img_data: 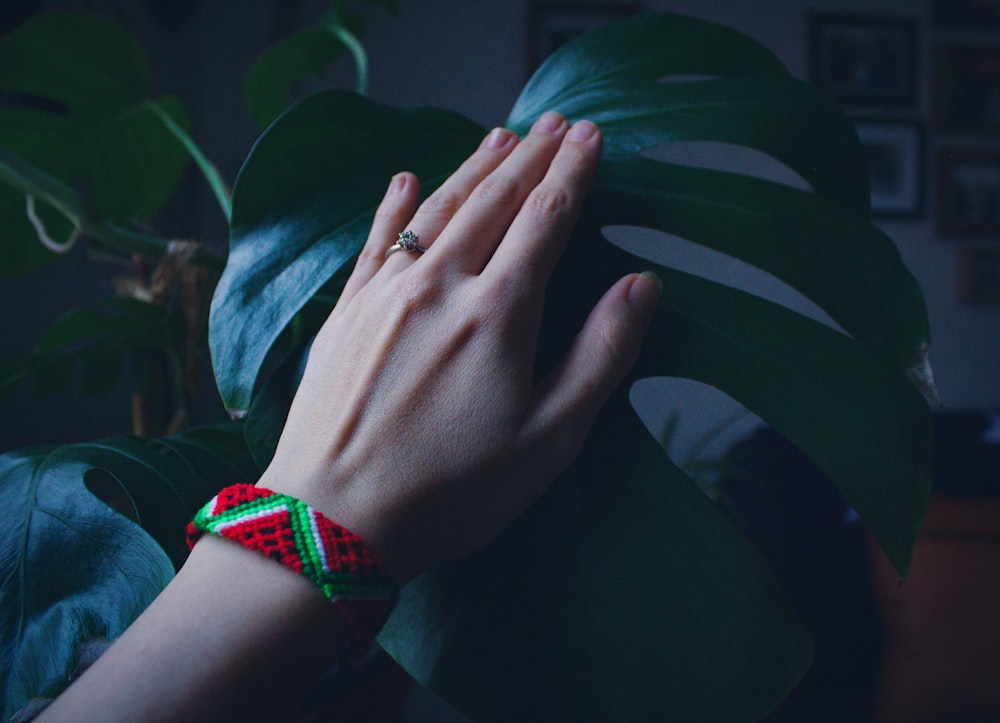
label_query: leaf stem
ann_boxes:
[144,101,233,222]
[329,24,369,95]
[25,194,80,253]
[0,147,226,269]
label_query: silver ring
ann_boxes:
[385,230,425,257]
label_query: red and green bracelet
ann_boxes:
[186,483,399,660]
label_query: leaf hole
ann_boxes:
[629,377,763,499]
[603,224,842,332]
[641,141,813,192]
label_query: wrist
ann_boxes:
[187,483,400,661]
[255,466,414,585]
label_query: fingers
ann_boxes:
[486,119,602,289]
[339,171,420,304]
[397,127,518,259]
[426,112,571,273]
[526,271,662,469]
[340,126,519,303]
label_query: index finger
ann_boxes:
[483,119,602,288]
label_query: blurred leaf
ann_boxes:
[0,187,69,278]
[246,0,399,129]
[0,11,192,275]
[0,12,145,116]
[0,146,87,279]
[0,422,254,718]
[0,297,177,403]
[247,26,360,129]
[87,95,191,221]
[211,91,483,414]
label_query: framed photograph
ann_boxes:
[934,45,1000,135]
[527,1,641,75]
[854,119,924,217]
[957,246,1000,305]
[931,0,1000,30]
[937,150,1000,236]
[809,14,917,107]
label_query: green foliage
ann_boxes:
[245,0,399,127]
[0,11,191,277]
[0,8,933,722]
[211,94,484,414]
[211,11,932,721]
[0,297,178,401]
[0,423,256,720]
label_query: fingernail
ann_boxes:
[533,111,565,133]
[388,173,407,192]
[567,119,598,142]
[628,271,662,312]
[483,127,512,149]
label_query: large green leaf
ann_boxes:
[628,255,931,574]
[0,12,191,275]
[592,157,929,377]
[381,392,813,722]
[0,424,254,718]
[213,11,932,720]
[211,92,484,413]
[508,12,868,215]
[0,447,172,720]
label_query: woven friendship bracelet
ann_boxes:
[186,484,399,659]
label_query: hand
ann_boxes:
[260,112,660,583]
[36,112,660,723]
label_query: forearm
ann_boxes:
[38,535,348,722]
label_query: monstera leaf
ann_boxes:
[210,12,931,721]
[0,11,191,277]
[0,424,256,719]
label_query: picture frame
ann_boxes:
[957,246,1000,305]
[937,150,1000,236]
[854,119,924,217]
[934,45,1000,135]
[809,14,917,107]
[931,0,1000,30]
[527,1,641,76]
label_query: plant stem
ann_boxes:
[0,146,196,261]
[145,101,233,222]
[329,24,369,95]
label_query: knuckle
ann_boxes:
[355,242,384,268]
[525,184,572,223]
[473,174,523,209]
[394,272,444,316]
[373,200,402,224]
[418,190,463,222]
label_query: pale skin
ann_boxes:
[38,112,661,722]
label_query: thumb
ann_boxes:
[528,270,661,465]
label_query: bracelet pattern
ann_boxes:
[186,484,399,656]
